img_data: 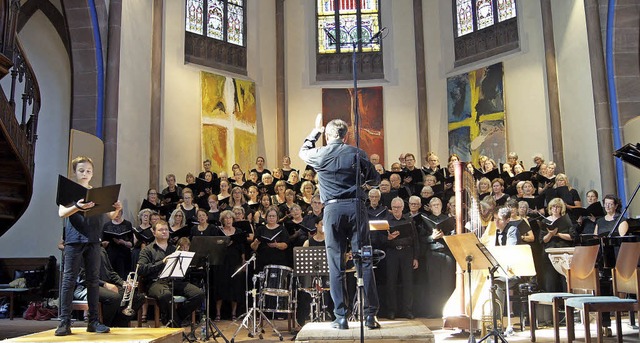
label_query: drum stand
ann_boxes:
[305,276,330,323]
[230,273,283,342]
[348,270,362,322]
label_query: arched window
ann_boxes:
[316,0,384,81]
[185,0,247,75]
[453,0,518,67]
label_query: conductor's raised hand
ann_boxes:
[314,113,325,133]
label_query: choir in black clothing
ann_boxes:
[98,148,632,329]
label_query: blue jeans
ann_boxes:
[323,199,379,319]
[59,243,101,323]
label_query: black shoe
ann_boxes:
[331,317,349,330]
[365,315,380,329]
[406,313,415,320]
[55,321,71,336]
[87,320,110,333]
[387,312,395,320]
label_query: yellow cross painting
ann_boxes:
[447,63,506,165]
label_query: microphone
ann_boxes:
[370,27,386,42]
[324,28,338,44]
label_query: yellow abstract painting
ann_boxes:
[201,71,257,174]
[202,124,227,173]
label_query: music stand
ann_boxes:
[444,233,498,343]
[293,247,330,323]
[190,236,230,343]
[159,250,195,342]
[475,244,508,343]
[488,245,536,336]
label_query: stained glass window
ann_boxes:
[476,0,494,29]
[186,0,245,47]
[454,0,516,37]
[207,0,224,40]
[456,0,473,37]
[227,2,243,45]
[186,0,204,35]
[452,0,519,66]
[497,0,516,22]
[317,0,381,54]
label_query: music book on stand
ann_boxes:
[369,220,389,231]
[159,250,195,279]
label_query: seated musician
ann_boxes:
[505,199,535,244]
[385,197,419,320]
[138,220,204,327]
[75,247,143,327]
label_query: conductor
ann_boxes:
[299,114,381,330]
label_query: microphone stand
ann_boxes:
[326,25,386,343]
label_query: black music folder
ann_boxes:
[389,221,414,239]
[257,229,283,243]
[285,221,314,234]
[421,214,456,233]
[56,175,121,217]
[473,168,499,181]
[102,229,132,240]
[233,220,253,235]
[572,202,605,218]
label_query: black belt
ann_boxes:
[325,198,359,204]
[393,245,412,250]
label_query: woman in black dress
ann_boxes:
[491,178,509,207]
[250,206,291,272]
[212,210,246,321]
[253,194,272,225]
[281,155,297,181]
[168,209,189,244]
[540,198,575,292]
[177,188,198,225]
[251,156,271,182]
[271,180,287,206]
[191,208,216,237]
[218,180,232,211]
[577,190,600,236]
[594,195,629,236]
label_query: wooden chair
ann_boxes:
[529,244,600,343]
[565,241,640,343]
[71,300,103,323]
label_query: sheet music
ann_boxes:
[159,251,195,279]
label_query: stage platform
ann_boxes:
[295,319,434,343]
[2,327,183,343]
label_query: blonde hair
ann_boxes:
[547,198,567,216]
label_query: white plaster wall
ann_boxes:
[0,12,71,258]
[115,0,153,223]
[161,0,278,184]
[551,0,601,197]
[285,0,418,170]
[425,1,552,169]
[423,0,601,202]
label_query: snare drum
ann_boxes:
[260,293,293,313]
[297,275,330,292]
[262,265,293,297]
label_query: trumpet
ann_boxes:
[121,264,140,316]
